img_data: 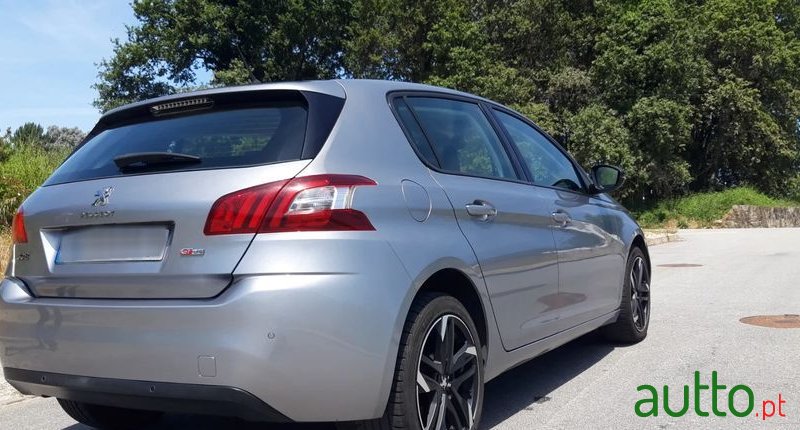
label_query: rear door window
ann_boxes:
[45,103,308,185]
[399,97,519,181]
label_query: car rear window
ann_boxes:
[45,102,308,185]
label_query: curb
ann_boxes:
[644,229,681,246]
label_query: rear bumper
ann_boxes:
[4,368,290,422]
[0,246,413,422]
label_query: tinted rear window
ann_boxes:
[45,103,307,185]
[398,97,519,181]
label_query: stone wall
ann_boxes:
[719,205,800,228]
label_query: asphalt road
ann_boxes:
[2,228,799,429]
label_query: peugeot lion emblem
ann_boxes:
[92,187,114,207]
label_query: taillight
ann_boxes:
[204,181,289,235]
[12,207,27,244]
[204,174,376,235]
[262,174,376,232]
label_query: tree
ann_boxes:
[0,128,11,145]
[690,0,800,194]
[11,123,45,146]
[592,0,708,113]
[692,74,795,193]
[567,104,642,200]
[626,97,693,199]
[0,128,12,163]
[345,0,532,104]
[94,0,353,112]
[44,126,87,150]
[420,1,532,104]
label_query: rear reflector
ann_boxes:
[12,207,27,244]
[204,175,376,235]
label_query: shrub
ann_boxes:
[0,145,69,226]
[787,174,800,202]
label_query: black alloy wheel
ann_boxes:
[416,314,480,430]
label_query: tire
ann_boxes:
[340,293,484,430]
[602,246,651,343]
[57,399,163,430]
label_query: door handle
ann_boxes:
[552,210,571,227]
[465,200,497,221]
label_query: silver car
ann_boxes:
[0,80,650,430]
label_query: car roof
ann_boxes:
[100,79,492,120]
[334,79,492,102]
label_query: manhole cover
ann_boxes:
[657,263,703,268]
[740,315,800,328]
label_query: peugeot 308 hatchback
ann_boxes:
[0,80,651,430]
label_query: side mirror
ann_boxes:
[589,164,625,194]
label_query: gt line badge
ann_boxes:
[180,248,205,256]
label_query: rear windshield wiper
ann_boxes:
[114,152,202,171]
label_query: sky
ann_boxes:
[0,1,139,132]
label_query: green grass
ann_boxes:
[0,144,69,225]
[634,187,800,228]
[0,145,68,189]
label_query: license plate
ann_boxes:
[55,225,170,264]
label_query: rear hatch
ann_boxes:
[11,87,345,299]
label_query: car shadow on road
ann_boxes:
[480,331,616,428]
[60,332,617,430]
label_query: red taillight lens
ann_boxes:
[204,175,376,235]
[204,181,288,235]
[12,207,27,244]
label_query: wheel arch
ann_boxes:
[413,268,489,352]
[631,233,651,274]
[366,267,490,429]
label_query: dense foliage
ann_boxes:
[94,0,800,206]
[0,124,81,225]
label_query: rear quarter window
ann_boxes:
[45,103,308,186]
[391,96,519,181]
